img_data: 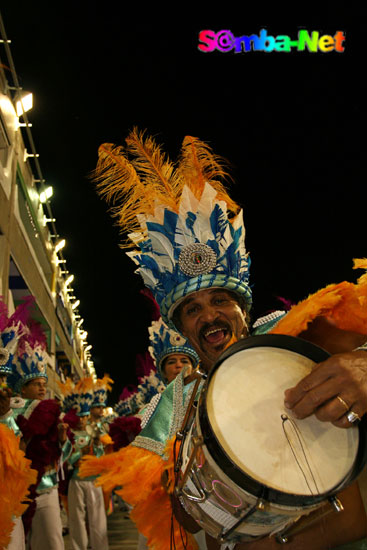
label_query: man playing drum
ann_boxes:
[80,130,367,550]
[171,288,367,550]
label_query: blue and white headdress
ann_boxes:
[0,323,25,376]
[0,296,33,376]
[61,377,94,417]
[148,318,199,381]
[7,342,48,393]
[114,351,166,417]
[114,389,145,417]
[93,129,251,329]
[7,318,49,393]
[114,373,166,417]
[58,377,75,412]
[91,375,114,408]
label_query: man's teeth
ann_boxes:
[205,328,224,337]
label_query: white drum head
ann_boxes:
[206,346,359,496]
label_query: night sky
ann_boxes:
[1,6,363,404]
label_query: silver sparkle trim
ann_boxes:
[132,435,165,457]
[252,311,286,328]
[140,393,162,429]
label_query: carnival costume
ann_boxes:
[79,130,367,550]
[88,374,114,439]
[148,317,200,383]
[61,377,109,550]
[111,353,157,452]
[0,297,37,550]
[1,302,71,550]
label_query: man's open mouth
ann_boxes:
[201,325,230,345]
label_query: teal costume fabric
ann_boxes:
[69,429,104,481]
[133,366,202,458]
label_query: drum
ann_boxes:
[177,335,367,544]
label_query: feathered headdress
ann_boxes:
[7,318,48,393]
[114,353,165,417]
[148,318,199,381]
[114,386,141,417]
[91,374,114,408]
[92,129,251,326]
[59,377,94,417]
[58,377,76,413]
[0,296,33,375]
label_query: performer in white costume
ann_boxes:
[61,377,109,550]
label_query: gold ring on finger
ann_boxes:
[336,396,350,412]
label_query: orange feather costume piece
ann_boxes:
[0,424,37,549]
[80,437,196,549]
[270,259,367,336]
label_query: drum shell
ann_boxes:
[178,335,366,542]
[180,395,322,542]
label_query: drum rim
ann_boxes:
[199,334,366,507]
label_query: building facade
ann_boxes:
[0,20,94,397]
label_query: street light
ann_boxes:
[39,187,53,203]
[16,92,33,117]
[65,274,74,287]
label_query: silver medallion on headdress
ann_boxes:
[178,243,217,276]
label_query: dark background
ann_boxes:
[1,5,363,404]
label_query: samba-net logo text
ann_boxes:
[198,29,346,53]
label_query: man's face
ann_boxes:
[177,288,248,371]
[90,406,104,419]
[77,415,89,430]
[21,377,47,400]
[162,353,193,384]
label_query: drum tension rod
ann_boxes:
[218,499,266,543]
[177,370,206,439]
[175,370,206,473]
[275,496,344,544]
[329,496,344,513]
[176,435,204,493]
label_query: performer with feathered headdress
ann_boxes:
[1,297,72,550]
[80,130,367,550]
[88,374,114,439]
[0,296,37,550]
[60,376,109,550]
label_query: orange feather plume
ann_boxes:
[57,377,74,396]
[75,376,94,393]
[80,438,197,550]
[95,374,114,391]
[0,424,37,549]
[271,259,367,336]
[177,135,240,215]
[91,128,241,246]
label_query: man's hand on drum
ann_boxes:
[284,351,367,428]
